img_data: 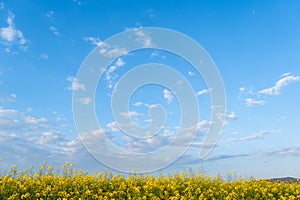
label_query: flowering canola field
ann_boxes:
[0,162,300,200]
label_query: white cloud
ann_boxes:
[102,58,125,89]
[133,102,158,108]
[196,88,211,96]
[38,131,60,145]
[196,120,212,132]
[107,121,120,132]
[79,97,91,105]
[238,87,256,96]
[115,58,125,67]
[163,89,173,104]
[134,102,144,107]
[106,66,117,78]
[24,116,47,124]
[150,50,159,58]
[240,131,273,141]
[240,73,300,107]
[216,111,237,124]
[0,2,4,9]
[133,27,152,47]
[239,87,246,93]
[264,146,300,157]
[100,47,127,58]
[120,111,141,119]
[176,79,184,89]
[145,8,156,18]
[0,106,18,116]
[226,112,237,120]
[91,128,106,136]
[63,138,81,154]
[66,76,86,91]
[122,126,173,153]
[176,120,212,136]
[84,37,108,48]
[104,66,118,88]
[0,106,62,146]
[84,37,128,58]
[258,75,300,95]
[224,130,278,143]
[149,104,160,108]
[45,11,54,18]
[245,98,265,107]
[188,71,194,76]
[73,0,82,5]
[49,26,60,36]
[0,106,101,170]
[0,93,16,103]
[39,53,48,60]
[0,12,27,50]
[281,72,291,77]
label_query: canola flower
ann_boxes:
[0,162,300,199]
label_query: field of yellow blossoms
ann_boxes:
[1,161,300,200]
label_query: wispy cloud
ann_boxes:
[120,111,141,119]
[145,8,156,18]
[73,0,82,6]
[223,130,278,144]
[264,146,300,157]
[215,111,237,125]
[175,120,212,140]
[245,98,265,107]
[196,88,211,96]
[134,102,144,107]
[133,102,161,110]
[45,11,54,18]
[84,37,128,58]
[24,115,47,124]
[0,106,93,169]
[239,73,300,107]
[204,153,249,162]
[0,2,4,9]
[281,72,291,77]
[0,94,16,103]
[226,112,237,120]
[188,71,194,76]
[163,89,174,104]
[196,120,213,132]
[150,50,159,58]
[258,74,300,95]
[132,27,152,47]
[49,26,60,36]
[0,106,61,146]
[0,12,27,50]
[39,53,48,60]
[238,86,255,96]
[79,97,91,105]
[104,57,125,89]
[66,76,86,91]
[196,145,300,162]
[103,121,177,154]
[106,121,120,132]
[239,87,246,93]
[115,57,125,67]
[122,127,174,153]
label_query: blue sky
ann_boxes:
[0,0,300,178]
